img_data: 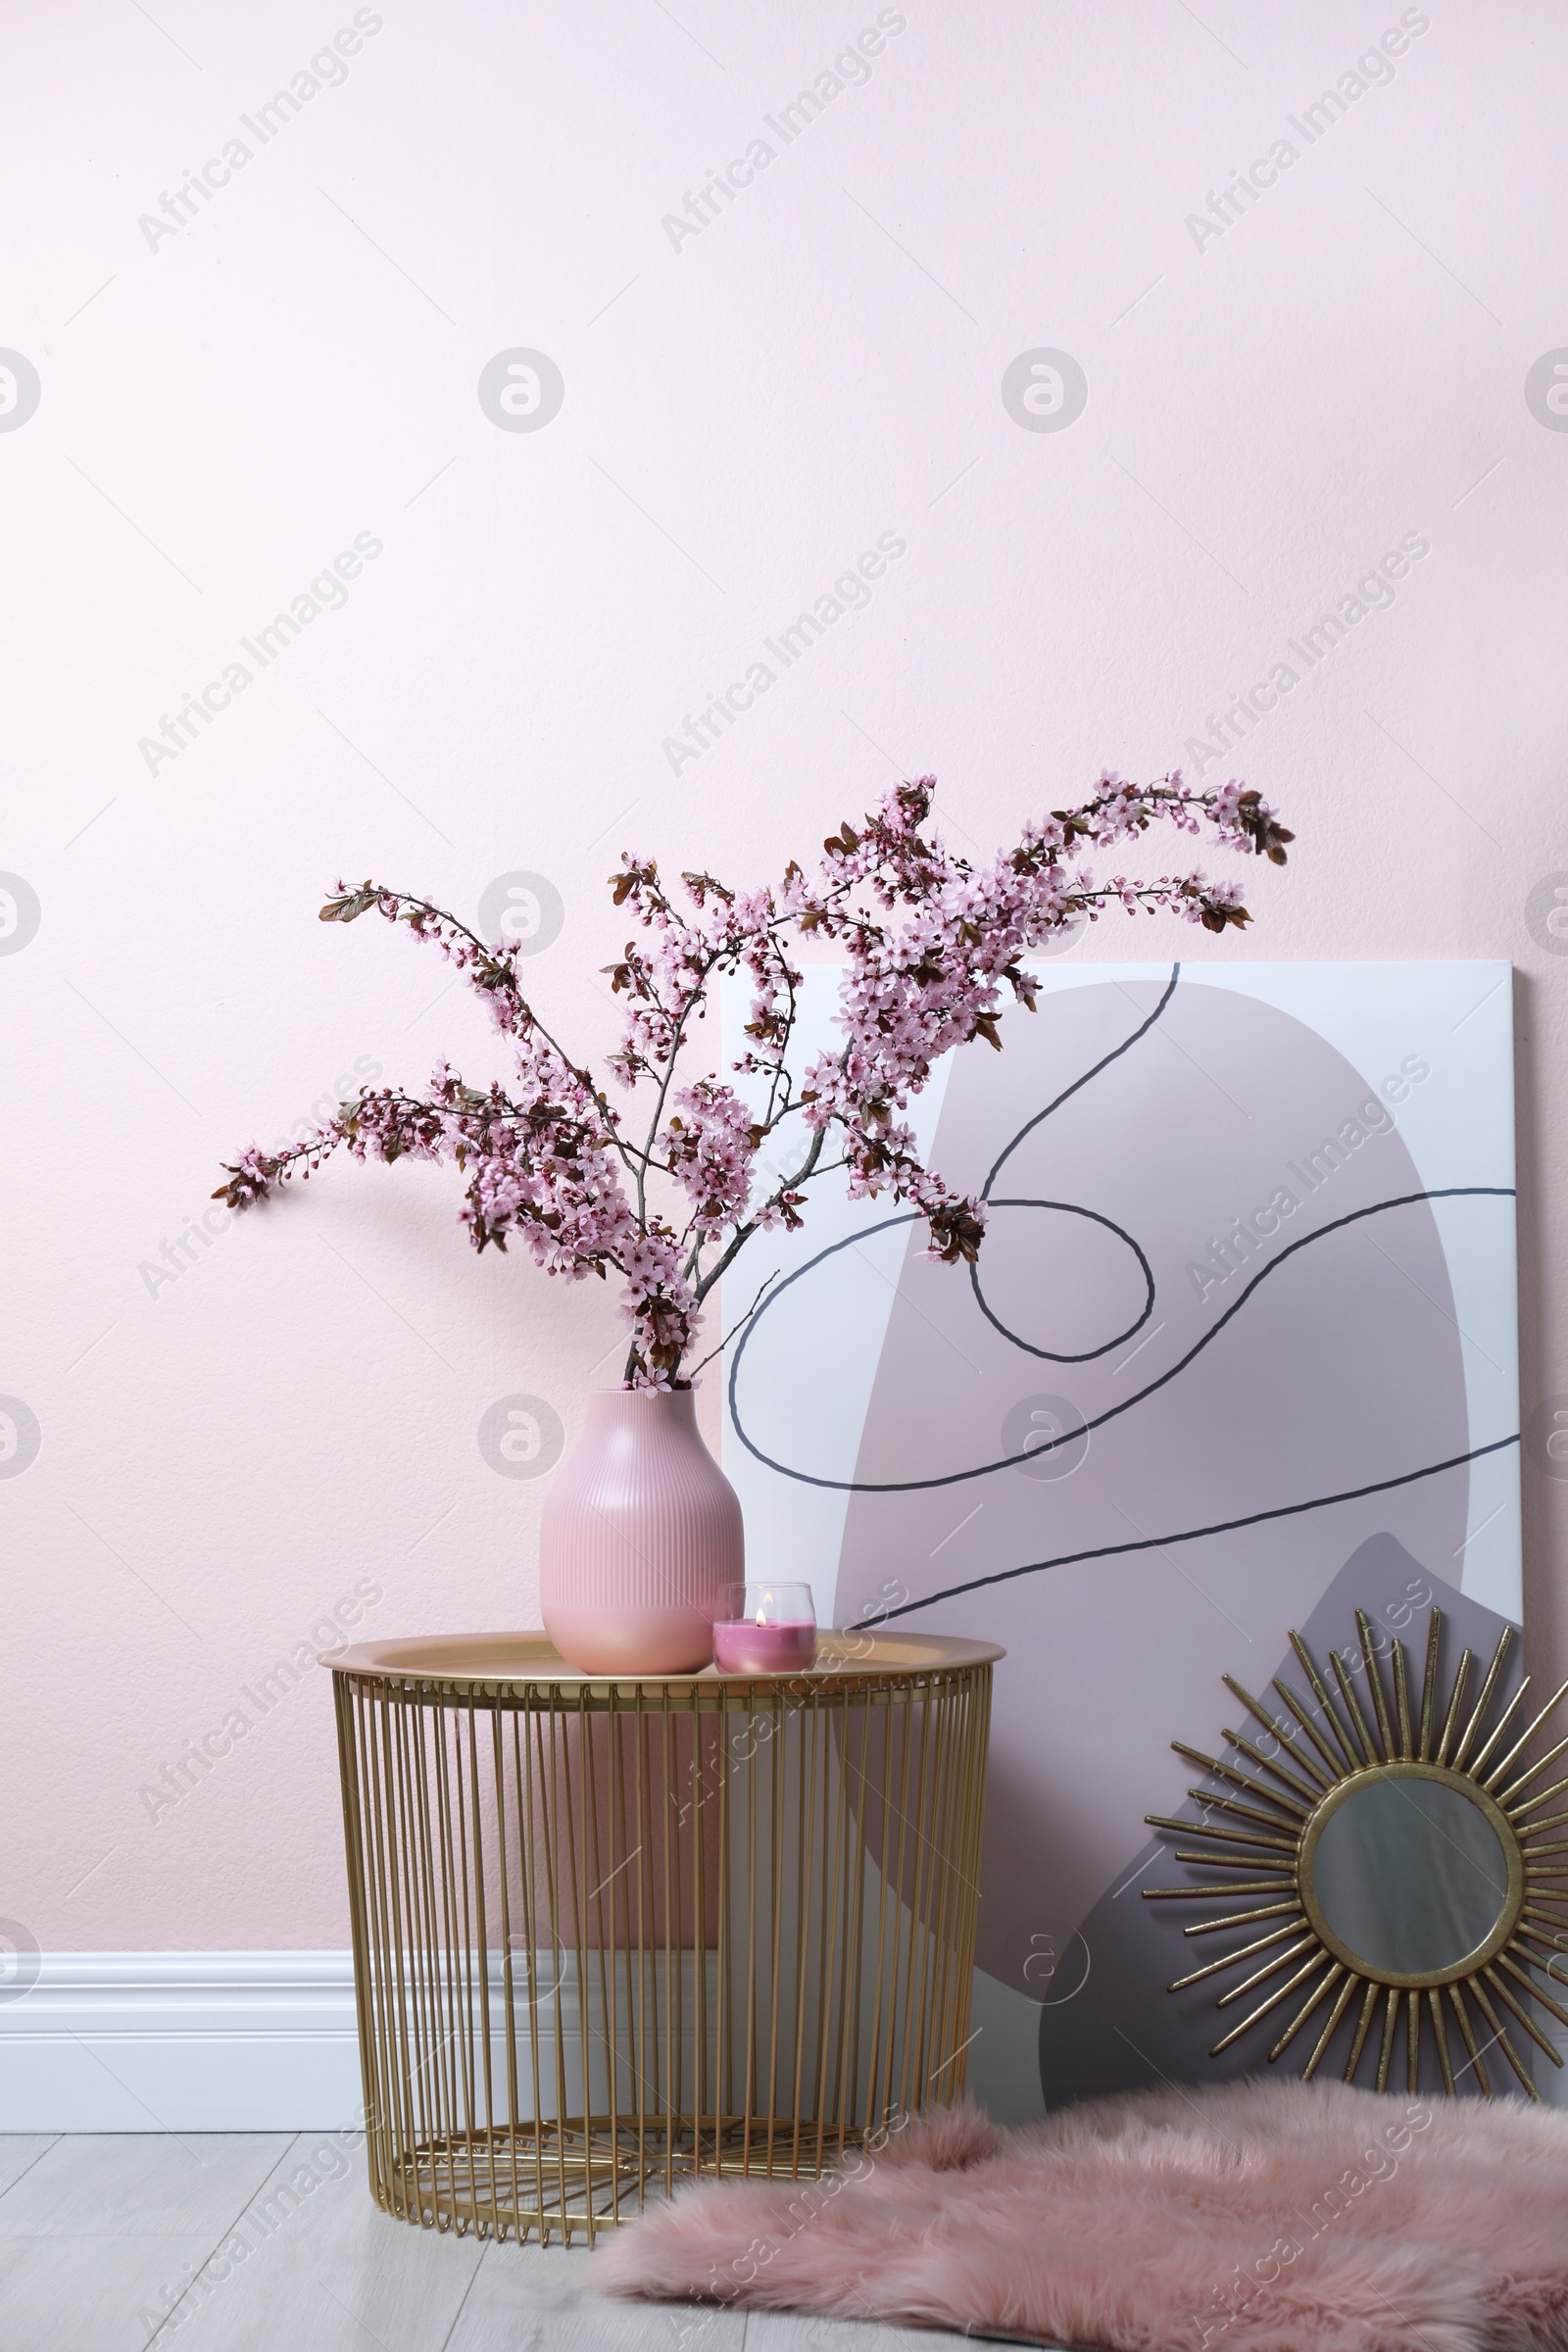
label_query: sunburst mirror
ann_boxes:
[1145,1606,1568,2098]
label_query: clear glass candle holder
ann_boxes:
[711,1582,818,1675]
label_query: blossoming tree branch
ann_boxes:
[216,774,1292,1387]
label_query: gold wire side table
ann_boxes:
[326,1630,999,2246]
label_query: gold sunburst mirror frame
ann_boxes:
[1144,1606,1568,2098]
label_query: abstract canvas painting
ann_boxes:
[724,961,1519,2110]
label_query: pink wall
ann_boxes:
[4,0,1566,1952]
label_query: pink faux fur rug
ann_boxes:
[595,2079,1568,2351]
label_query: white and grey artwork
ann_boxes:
[725,960,1520,2109]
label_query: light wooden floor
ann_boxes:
[0,2132,987,2352]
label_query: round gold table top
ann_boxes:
[321,1628,1004,1688]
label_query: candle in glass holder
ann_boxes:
[711,1582,817,1674]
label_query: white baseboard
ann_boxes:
[0,1947,721,2133]
[0,1952,364,2132]
[12,1954,1565,2131]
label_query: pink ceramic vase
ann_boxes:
[538,1388,744,1674]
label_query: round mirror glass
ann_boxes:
[1307,1776,1511,1978]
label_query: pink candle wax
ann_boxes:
[711,1617,818,1675]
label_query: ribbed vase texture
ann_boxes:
[539,1388,744,1673]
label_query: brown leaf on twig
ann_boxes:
[319,881,378,923]
[1234,789,1295,864]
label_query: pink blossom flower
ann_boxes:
[216,773,1291,1384]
